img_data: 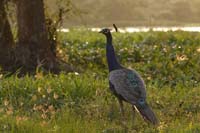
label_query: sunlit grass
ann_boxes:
[0,30,200,132]
[0,72,200,132]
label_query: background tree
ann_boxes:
[14,0,59,73]
[0,0,74,74]
[0,0,14,71]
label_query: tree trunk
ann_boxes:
[15,0,59,73]
[0,0,14,71]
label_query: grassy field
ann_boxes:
[0,30,200,132]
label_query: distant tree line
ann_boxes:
[64,0,200,26]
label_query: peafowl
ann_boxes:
[99,26,158,125]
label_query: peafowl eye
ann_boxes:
[99,28,111,35]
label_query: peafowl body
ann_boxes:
[99,28,158,125]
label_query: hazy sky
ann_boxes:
[45,0,200,27]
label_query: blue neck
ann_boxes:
[105,33,122,72]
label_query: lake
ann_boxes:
[59,27,200,33]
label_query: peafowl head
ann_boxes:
[99,24,118,36]
[99,28,111,36]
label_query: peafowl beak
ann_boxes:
[99,30,103,33]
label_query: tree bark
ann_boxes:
[0,0,14,70]
[15,0,59,73]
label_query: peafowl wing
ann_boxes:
[109,68,146,104]
[109,68,158,125]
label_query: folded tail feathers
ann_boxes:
[135,103,159,125]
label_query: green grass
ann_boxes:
[0,30,200,132]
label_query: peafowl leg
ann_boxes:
[118,99,125,117]
[132,105,136,123]
[118,99,128,128]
